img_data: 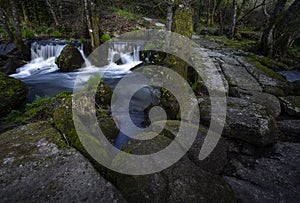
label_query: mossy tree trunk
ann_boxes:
[169,0,193,80]
[84,0,100,50]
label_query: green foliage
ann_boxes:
[22,27,36,40]
[115,8,136,20]
[52,30,62,38]
[191,82,198,91]
[0,92,72,127]
[0,27,8,39]
[80,37,87,44]
[45,27,55,35]
[247,56,285,80]
[206,35,256,50]
[100,34,111,42]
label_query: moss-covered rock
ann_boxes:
[56,45,84,72]
[0,73,28,117]
[95,79,113,108]
[0,121,126,202]
[246,57,292,96]
[52,92,118,155]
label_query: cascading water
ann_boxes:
[12,41,67,78]
[10,40,144,100]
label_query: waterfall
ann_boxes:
[108,42,141,65]
[11,40,89,78]
[11,40,143,80]
[31,41,66,60]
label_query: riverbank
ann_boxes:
[0,34,300,202]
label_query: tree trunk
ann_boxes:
[9,0,22,42]
[21,1,31,27]
[166,1,174,31]
[228,0,237,39]
[207,0,211,25]
[262,0,270,25]
[45,0,59,26]
[211,0,217,25]
[84,0,100,50]
[0,8,16,43]
[234,0,248,38]
[273,0,300,58]
[91,1,100,49]
[170,1,193,80]
[258,0,300,58]
[9,0,30,60]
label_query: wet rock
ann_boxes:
[0,73,28,117]
[0,43,16,57]
[232,88,281,118]
[220,56,240,66]
[277,120,300,142]
[241,143,257,156]
[224,142,300,203]
[200,97,278,147]
[279,96,300,117]
[154,121,229,174]
[0,122,126,203]
[2,58,27,75]
[292,80,300,95]
[56,45,84,72]
[244,61,291,96]
[221,64,263,92]
[193,47,229,95]
[108,131,235,203]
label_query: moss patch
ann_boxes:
[247,57,285,80]
[0,73,28,117]
[205,35,256,50]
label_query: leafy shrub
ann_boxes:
[0,27,8,39]
[115,8,136,20]
[53,30,62,38]
[22,28,36,40]
[80,37,87,44]
[101,34,111,42]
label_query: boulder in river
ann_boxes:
[0,73,28,117]
[56,45,84,72]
